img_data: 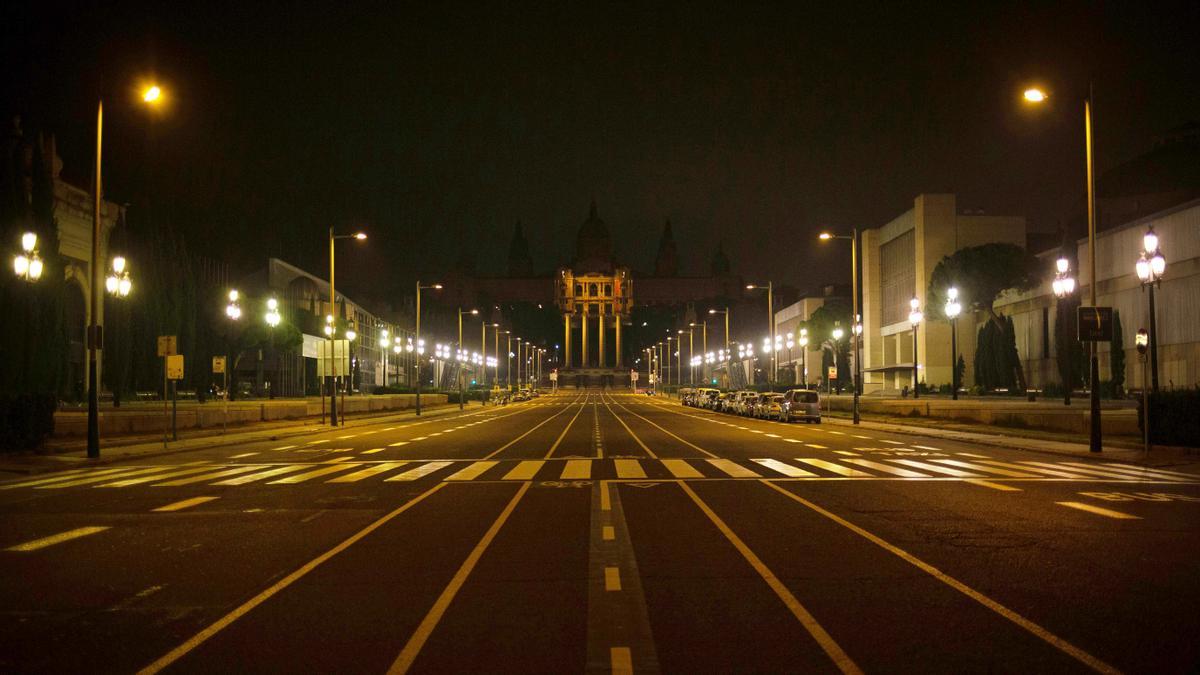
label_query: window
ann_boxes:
[880,230,915,326]
[589,283,598,296]
[574,284,582,296]
[604,283,612,295]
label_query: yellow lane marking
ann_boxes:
[152,465,267,486]
[386,461,454,482]
[503,460,545,481]
[388,441,410,447]
[1057,501,1141,520]
[305,440,329,445]
[545,401,586,458]
[269,464,362,484]
[605,566,622,591]
[764,433,781,438]
[611,647,633,675]
[561,460,592,479]
[913,445,941,451]
[7,526,111,552]
[212,465,312,485]
[602,525,616,541]
[272,445,297,451]
[483,396,581,460]
[607,395,720,458]
[827,431,845,436]
[679,482,862,674]
[337,434,357,440]
[387,482,530,674]
[662,459,704,478]
[879,439,904,445]
[795,458,871,477]
[327,462,408,483]
[784,438,803,444]
[806,443,828,449]
[229,452,259,459]
[761,481,1120,674]
[446,461,499,482]
[707,459,760,478]
[362,448,385,455]
[97,466,220,487]
[851,435,871,440]
[614,459,647,479]
[153,496,220,512]
[965,479,1022,492]
[38,466,187,489]
[752,458,818,477]
[955,451,988,458]
[600,480,612,511]
[138,483,448,675]
[841,459,928,478]
[411,436,428,441]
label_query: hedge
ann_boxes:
[0,393,57,452]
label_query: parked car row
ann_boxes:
[679,387,822,423]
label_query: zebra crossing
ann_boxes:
[3,456,1196,491]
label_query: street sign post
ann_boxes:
[1078,306,1114,342]
[157,335,177,357]
[166,355,184,441]
[158,336,177,447]
[213,356,229,433]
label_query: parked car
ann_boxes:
[696,388,720,409]
[763,394,785,420]
[733,390,758,415]
[780,389,821,423]
[716,392,735,413]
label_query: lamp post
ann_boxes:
[458,307,478,409]
[482,321,497,395]
[1136,328,1150,454]
[414,281,441,415]
[819,229,861,422]
[746,284,776,384]
[86,84,164,458]
[798,328,809,389]
[1024,84,1102,451]
[1052,257,1078,405]
[265,298,281,398]
[831,325,845,395]
[1135,226,1166,393]
[708,307,730,354]
[944,288,962,401]
[680,328,694,385]
[327,229,367,426]
[379,328,390,388]
[504,331,512,389]
[13,232,45,282]
[908,297,923,399]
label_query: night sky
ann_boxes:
[4,2,1198,303]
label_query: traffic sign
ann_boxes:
[157,335,177,357]
[1078,306,1114,342]
[166,355,185,380]
[550,371,558,382]
[827,366,838,380]
[212,356,226,374]
[630,370,639,382]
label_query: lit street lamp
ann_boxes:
[13,232,44,282]
[1024,84,1103,452]
[708,307,731,354]
[798,328,809,389]
[908,297,923,399]
[1136,328,1151,454]
[1135,226,1166,392]
[940,284,960,398]
[819,229,862,422]
[414,281,442,415]
[746,283,776,384]
[105,256,132,297]
[457,307,478,410]
[1052,257,1077,405]
[265,298,281,398]
[327,228,367,426]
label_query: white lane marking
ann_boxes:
[560,460,592,480]
[752,458,818,477]
[614,460,646,479]
[784,438,803,443]
[890,459,982,477]
[1087,462,1200,481]
[327,462,408,483]
[229,452,259,459]
[932,459,1040,478]
[362,448,385,455]
[337,435,357,440]
[805,443,828,449]
[305,440,329,445]
[955,452,989,458]
[706,459,761,478]
[794,458,872,477]
[842,459,928,478]
[411,436,428,441]
[272,445,297,451]
[827,431,845,436]
[388,441,410,447]
[913,445,941,451]
[38,466,187,489]
[96,466,220,487]
[605,566,622,591]
[879,440,905,445]
[661,459,704,478]
[269,464,362,484]
[834,450,859,456]
[503,461,544,481]
[211,465,312,485]
[851,435,872,440]
[385,461,454,482]
[7,526,110,552]
[446,461,500,481]
[152,465,268,486]
[1057,501,1140,519]
[153,496,220,512]
[764,433,781,438]
[976,460,1094,479]
[1026,461,1162,481]
[965,479,1022,492]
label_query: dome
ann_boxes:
[574,199,613,272]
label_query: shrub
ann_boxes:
[0,393,57,452]
[1139,388,1200,448]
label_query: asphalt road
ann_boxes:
[2,390,1199,674]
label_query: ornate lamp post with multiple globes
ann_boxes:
[13,232,44,282]
[908,297,923,399]
[1052,257,1077,405]
[944,288,961,400]
[1135,226,1166,392]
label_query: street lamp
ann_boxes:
[1052,257,1077,405]
[264,298,281,398]
[327,228,367,426]
[13,232,44,282]
[1136,328,1151,453]
[379,328,390,388]
[798,328,809,389]
[457,307,479,409]
[1024,83,1103,451]
[105,256,132,297]
[746,283,776,384]
[1135,226,1166,392]
[414,281,442,415]
[708,307,731,353]
[944,288,962,401]
[908,297,923,399]
[226,289,242,320]
[819,228,861,422]
[680,328,694,385]
[86,82,165,458]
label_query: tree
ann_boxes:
[806,300,852,391]
[1109,310,1125,398]
[1054,293,1081,394]
[928,243,1042,392]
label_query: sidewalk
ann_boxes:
[823,412,1197,468]
[0,401,482,476]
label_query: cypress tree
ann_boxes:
[1109,310,1125,398]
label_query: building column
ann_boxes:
[615,315,623,368]
[598,308,607,369]
[564,313,572,369]
[581,307,589,369]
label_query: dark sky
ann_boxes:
[4,1,1198,302]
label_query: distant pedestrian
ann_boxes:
[901,385,910,399]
